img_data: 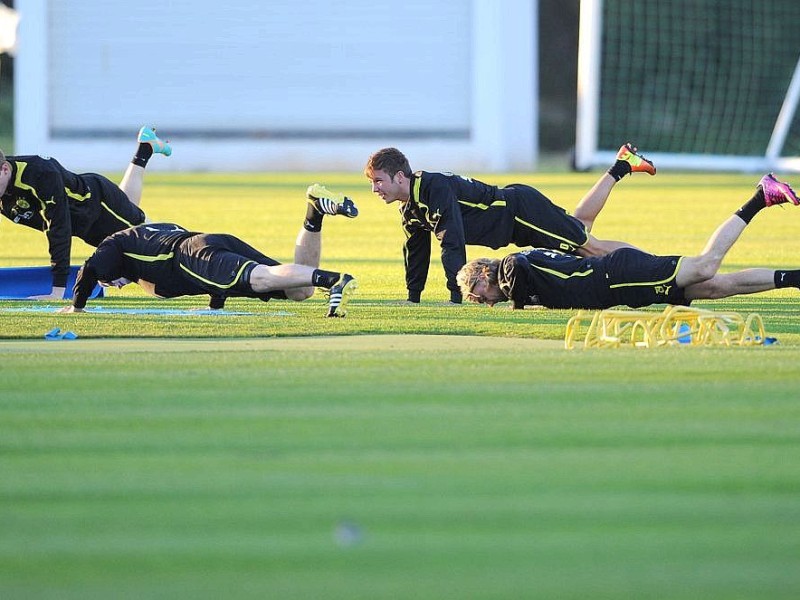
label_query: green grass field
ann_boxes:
[1,171,800,598]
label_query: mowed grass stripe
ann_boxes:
[2,336,800,598]
[2,337,799,598]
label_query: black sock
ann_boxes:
[735,189,766,224]
[304,203,324,232]
[774,269,800,288]
[132,143,153,168]
[311,268,340,288]
[607,160,631,182]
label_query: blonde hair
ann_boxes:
[456,258,500,298]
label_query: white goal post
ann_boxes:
[576,0,800,173]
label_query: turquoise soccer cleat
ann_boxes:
[137,126,172,157]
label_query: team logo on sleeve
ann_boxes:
[11,198,34,222]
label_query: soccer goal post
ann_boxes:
[575,0,800,173]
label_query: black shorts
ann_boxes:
[177,233,281,295]
[604,248,690,308]
[504,184,589,252]
[80,174,146,246]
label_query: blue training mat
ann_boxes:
[0,266,104,300]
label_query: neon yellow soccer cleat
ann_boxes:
[616,142,656,175]
[326,274,358,317]
[307,183,358,218]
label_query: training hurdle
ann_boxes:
[564,305,768,349]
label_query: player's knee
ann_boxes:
[248,268,268,292]
[694,257,720,282]
[577,238,605,257]
[286,287,314,302]
[573,215,595,233]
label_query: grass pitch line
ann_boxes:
[0,334,563,353]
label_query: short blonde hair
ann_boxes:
[456,258,500,298]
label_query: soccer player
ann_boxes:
[457,174,800,310]
[364,143,655,304]
[57,185,359,317]
[0,126,171,300]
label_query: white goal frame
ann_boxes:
[575,0,800,173]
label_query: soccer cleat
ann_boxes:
[307,183,358,218]
[758,173,800,207]
[616,142,656,175]
[326,274,357,318]
[137,126,172,157]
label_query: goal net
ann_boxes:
[575,0,800,172]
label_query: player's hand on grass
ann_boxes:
[389,297,464,306]
[56,306,83,313]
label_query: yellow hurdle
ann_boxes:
[564,305,767,349]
